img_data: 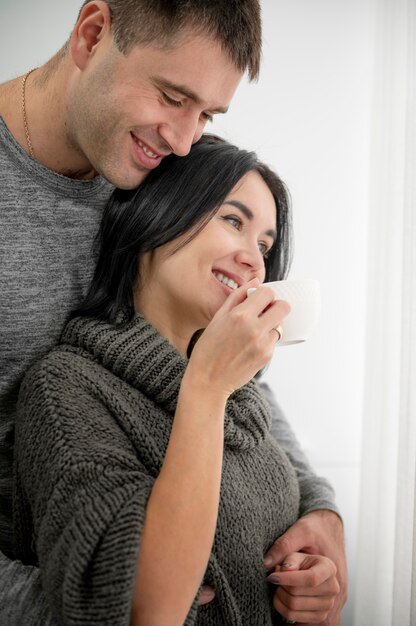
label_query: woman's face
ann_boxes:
[135,170,277,350]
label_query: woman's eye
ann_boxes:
[258,242,270,257]
[223,215,242,230]
[162,93,182,108]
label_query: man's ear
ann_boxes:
[70,1,112,70]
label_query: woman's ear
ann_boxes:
[70,1,112,70]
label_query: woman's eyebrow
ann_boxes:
[223,200,277,241]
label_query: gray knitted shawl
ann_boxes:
[14,315,300,626]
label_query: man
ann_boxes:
[0,1,347,624]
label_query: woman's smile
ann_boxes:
[212,271,240,292]
[135,170,277,353]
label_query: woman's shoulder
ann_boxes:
[20,344,98,397]
[17,344,118,433]
[16,344,139,469]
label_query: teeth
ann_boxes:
[137,139,158,159]
[214,272,238,290]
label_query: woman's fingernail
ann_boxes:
[198,585,216,604]
[281,562,293,569]
[266,574,280,584]
[264,555,273,568]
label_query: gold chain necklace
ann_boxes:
[21,68,37,159]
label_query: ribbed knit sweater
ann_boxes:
[14,314,300,626]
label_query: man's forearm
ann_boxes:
[0,551,58,626]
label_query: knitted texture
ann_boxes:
[0,551,59,626]
[0,115,113,562]
[14,315,300,626]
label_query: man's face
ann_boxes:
[68,31,243,188]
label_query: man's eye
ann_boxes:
[162,93,182,108]
[201,111,214,123]
[223,215,242,229]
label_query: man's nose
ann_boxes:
[158,112,204,157]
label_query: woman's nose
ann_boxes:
[235,244,264,271]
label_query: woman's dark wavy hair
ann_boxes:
[73,134,293,323]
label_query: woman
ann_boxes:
[13,136,338,625]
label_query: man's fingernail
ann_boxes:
[266,574,280,584]
[264,555,273,568]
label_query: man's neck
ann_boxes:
[0,68,99,180]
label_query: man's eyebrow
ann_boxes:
[223,200,277,240]
[153,77,229,114]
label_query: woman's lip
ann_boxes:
[214,274,234,294]
[212,269,243,287]
[212,271,242,294]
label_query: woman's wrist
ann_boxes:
[180,366,230,413]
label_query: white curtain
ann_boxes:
[354,0,416,624]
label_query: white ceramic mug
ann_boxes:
[248,279,321,346]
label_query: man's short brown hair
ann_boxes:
[81,0,261,80]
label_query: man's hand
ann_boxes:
[266,552,339,624]
[264,510,348,626]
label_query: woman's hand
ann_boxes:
[187,278,290,398]
[133,279,290,625]
[132,276,290,626]
[266,552,340,624]
[264,510,348,625]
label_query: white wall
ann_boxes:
[0,2,377,624]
